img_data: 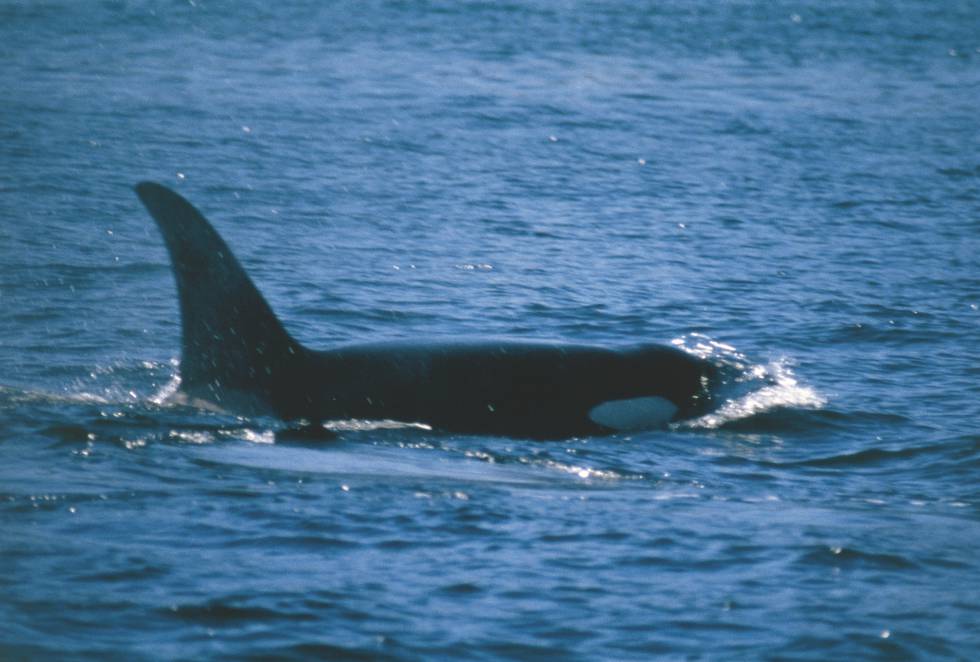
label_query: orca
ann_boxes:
[134,182,716,439]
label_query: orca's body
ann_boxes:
[135,182,715,438]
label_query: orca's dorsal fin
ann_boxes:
[135,182,305,414]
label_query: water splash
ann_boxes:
[672,333,826,430]
[324,419,432,432]
[58,359,180,407]
[149,359,181,406]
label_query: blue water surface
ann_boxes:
[2,1,979,659]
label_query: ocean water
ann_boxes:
[2,0,979,659]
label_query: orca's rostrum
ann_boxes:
[135,182,716,438]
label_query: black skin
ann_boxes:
[135,181,716,439]
[276,339,714,439]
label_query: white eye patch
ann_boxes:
[588,396,678,431]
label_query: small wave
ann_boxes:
[222,535,359,551]
[937,165,980,179]
[0,383,111,408]
[454,444,639,483]
[707,408,910,435]
[767,436,977,471]
[671,334,825,431]
[798,544,918,570]
[40,424,94,443]
[518,456,634,482]
[238,642,390,662]
[75,564,169,583]
[825,322,947,345]
[165,599,316,625]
